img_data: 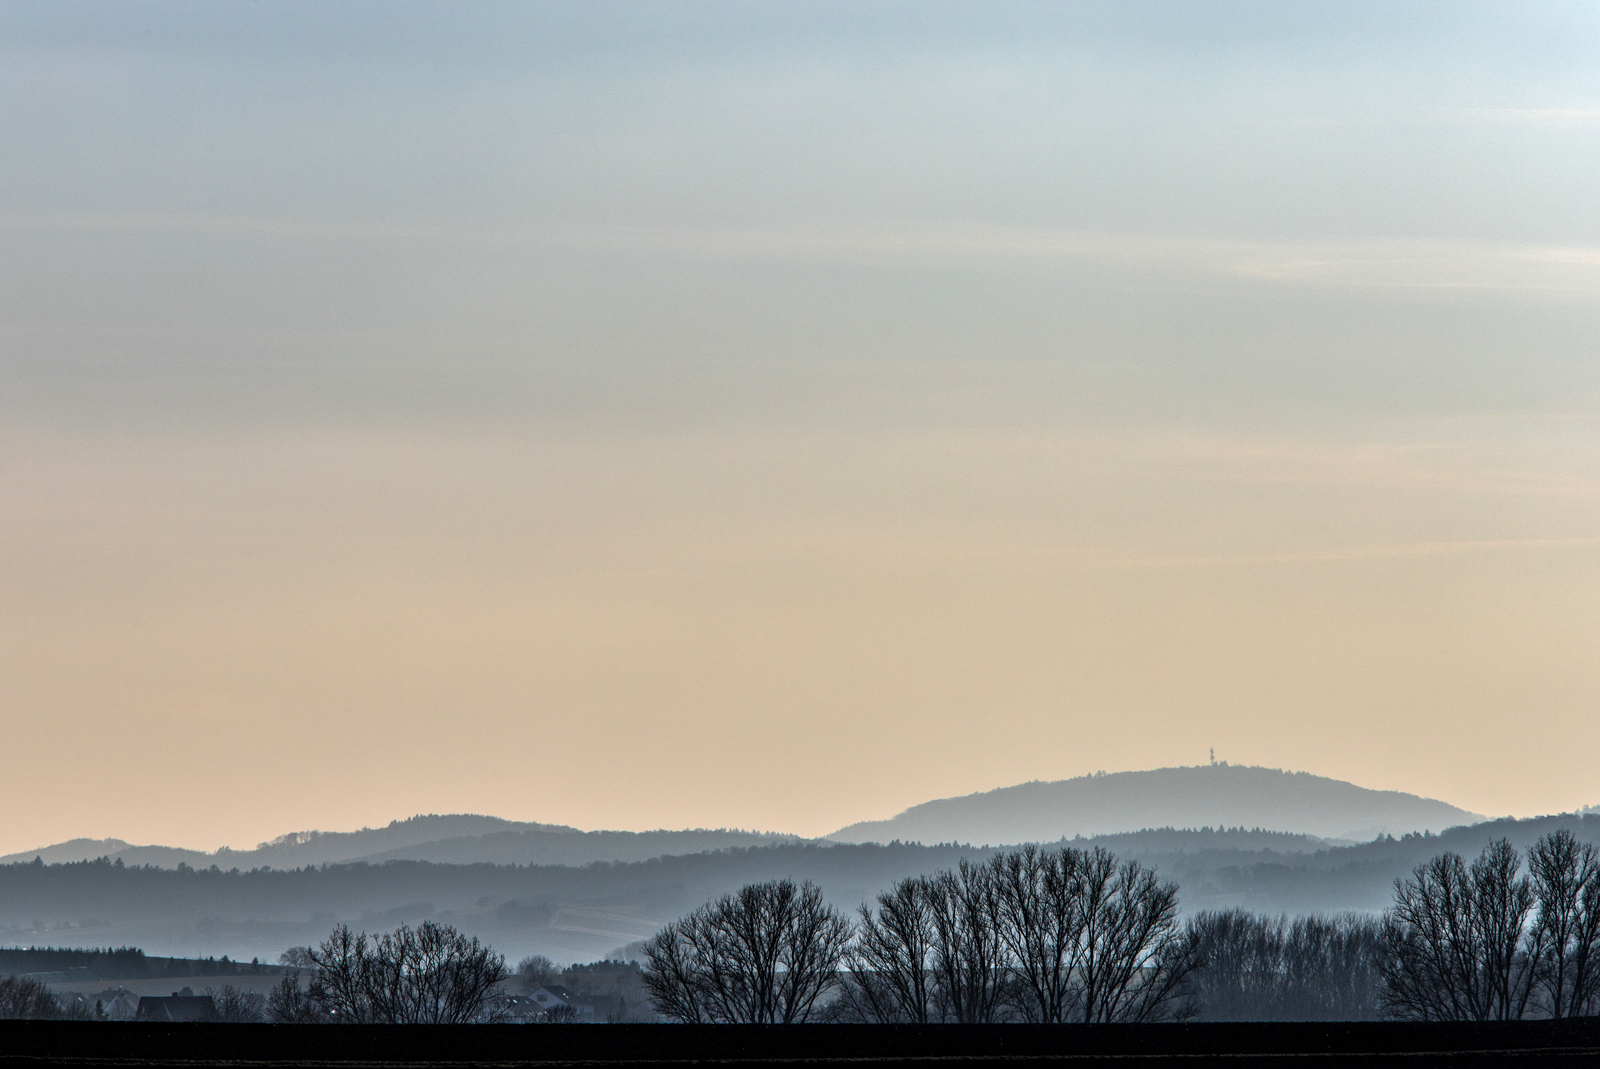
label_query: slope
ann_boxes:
[0,815,801,870]
[828,764,1482,845]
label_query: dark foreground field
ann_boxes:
[3,1021,1600,1068]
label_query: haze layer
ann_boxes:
[3,1,1599,853]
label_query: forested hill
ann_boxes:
[829,765,1482,845]
[0,815,801,870]
[3,768,1483,872]
[0,946,294,982]
[3,814,1594,967]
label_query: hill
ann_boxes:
[827,765,1482,845]
[6,815,1595,967]
[0,815,802,871]
[5,767,1485,872]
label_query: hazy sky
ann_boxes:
[3,1,1599,855]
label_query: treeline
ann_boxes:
[0,946,149,978]
[0,842,983,928]
[5,827,1596,1024]
[0,946,290,981]
[0,975,293,1023]
[4,816,802,872]
[1188,912,1381,1020]
[0,976,108,1021]
[267,922,507,1024]
[648,847,1196,1024]
[4,815,1598,965]
[642,832,1600,1024]
[1381,830,1600,1020]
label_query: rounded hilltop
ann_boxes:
[826,764,1483,846]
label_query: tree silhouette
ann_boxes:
[643,879,851,1023]
[303,920,508,1024]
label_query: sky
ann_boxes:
[2,1,1599,856]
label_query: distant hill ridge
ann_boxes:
[827,764,1483,845]
[3,766,1486,871]
[0,814,802,870]
[4,813,1595,965]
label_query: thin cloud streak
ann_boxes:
[5,214,1600,294]
[1436,107,1600,128]
[1087,537,1600,572]
[724,533,1600,574]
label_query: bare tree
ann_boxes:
[1528,829,1600,1019]
[1380,839,1541,1021]
[516,954,559,993]
[305,920,508,1024]
[925,861,1012,1023]
[267,973,329,1023]
[774,881,852,1022]
[1280,914,1384,1021]
[364,921,509,1024]
[1187,910,1285,1020]
[1070,848,1197,1023]
[842,877,936,1023]
[641,913,710,1023]
[206,984,265,1023]
[1189,910,1383,1021]
[643,879,852,1023]
[990,846,1081,1023]
[308,923,376,1022]
[55,993,108,1021]
[0,976,61,1020]
[841,847,1194,1026]
[278,946,317,969]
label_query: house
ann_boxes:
[528,984,573,1010]
[93,988,140,1020]
[135,994,216,1022]
[491,993,544,1022]
[528,985,595,1021]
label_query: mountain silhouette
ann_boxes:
[827,764,1482,845]
[9,814,1597,966]
[4,767,1485,873]
[0,815,799,870]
